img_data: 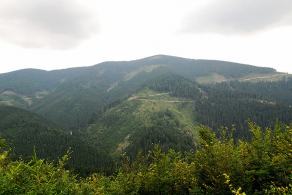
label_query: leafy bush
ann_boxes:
[0,122,291,194]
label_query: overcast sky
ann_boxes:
[0,0,292,73]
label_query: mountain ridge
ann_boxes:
[0,55,289,129]
[1,54,278,75]
[0,55,288,129]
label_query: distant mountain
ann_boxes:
[0,55,287,129]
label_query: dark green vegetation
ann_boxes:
[0,55,292,193]
[196,79,292,138]
[0,123,291,194]
[0,55,282,129]
[86,88,197,158]
[0,106,113,175]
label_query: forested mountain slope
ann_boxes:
[0,55,286,129]
[0,106,113,175]
[85,73,292,158]
[146,74,292,138]
[1,55,292,177]
[86,87,198,158]
[195,81,292,138]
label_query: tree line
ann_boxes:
[0,123,291,194]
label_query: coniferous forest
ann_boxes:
[0,56,291,194]
[0,123,291,194]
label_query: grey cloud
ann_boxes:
[0,0,98,49]
[185,0,292,34]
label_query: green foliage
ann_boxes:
[223,174,246,195]
[0,122,291,194]
[193,123,292,194]
[0,156,78,194]
[80,147,198,195]
[81,123,291,194]
[0,140,80,194]
[86,89,196,158]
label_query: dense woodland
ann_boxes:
[1,76,292,176]
[0,123,291,194]
[148,75,292,139]
[0,56,292,194]
[0,106,115,176]
[0,55,278,129]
